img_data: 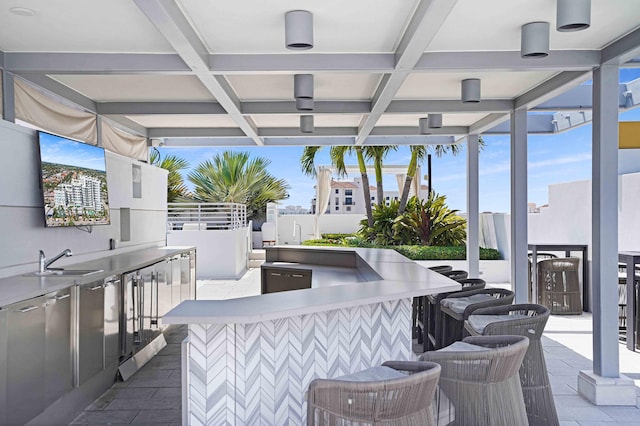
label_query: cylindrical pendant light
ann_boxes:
[521,22,550,58]
[301,115,314,133]
[461,79,481,103]
[285,10,313,50]
[296,97,314,111]
[428,113,443,129]
[294,74,314,99]
[419,117,431,135]
[557,0,591,32]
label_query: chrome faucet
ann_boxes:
[39,249,73,273]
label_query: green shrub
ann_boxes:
[301,239,502,260]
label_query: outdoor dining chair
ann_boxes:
[413,265,454,340]
[439,288,515,347]
[537,257,582,314]
[464,303,558,426]
[420,335,529,426]
[306,361,441,425]
[420,278,486,351]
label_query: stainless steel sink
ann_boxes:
[24,269,103,277]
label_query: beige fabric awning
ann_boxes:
[101,120,148,161]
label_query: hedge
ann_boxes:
[302,239,502,260]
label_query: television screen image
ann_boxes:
[38,131,111,227]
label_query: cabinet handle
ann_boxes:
[292,274,304,278]
[270,272,282,276]
[56,294,71,300]
[16,305,39,313]
[89,284,103,291]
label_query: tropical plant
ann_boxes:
[188,151,289,222]
[395,193,466,246]
[300,146,374,227]
[150,148,190,202]
[358,193,466,246]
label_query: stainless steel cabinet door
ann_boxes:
[6,296,46,425]
[104,277,121,369]
[122,272,136,357]
[45,288,73,406]
[180,253,191,302]
[170,256,181,307]
[78,281,105,386]
[0,308,7,425]
[189,250,196,300]
[156,260,172,326]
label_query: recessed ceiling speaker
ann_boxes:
[296,97,314,111]
[557,0,591,32]
[428,113,443,129]
[294,74,314,99]
[461,79,481,103]
[285,10,314,50]
[301,115,314,133]
[521,22,550,58]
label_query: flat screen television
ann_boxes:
[37,131,111,227]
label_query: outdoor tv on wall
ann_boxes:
[38,131,111,227]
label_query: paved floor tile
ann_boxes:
[71,410,139,424]
[556,406,615,422]
[111,387,158,399]
[105,397,181,411]
[153,387,182,399]
[132,409,182,423]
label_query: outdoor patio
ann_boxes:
[70,270,640,426]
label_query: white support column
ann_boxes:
[1,70,15,123]
[466,134,480,278]
[510,109,528,303]
[578,64,635,405]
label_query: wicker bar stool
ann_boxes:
[421,278,486,351]
[537,257,582,314]
[440,288,515,347]
[441,269,468,281]
[528,252,557,301]
[307,361,441,425]
[464,304,558,426]
[413,265,454,340]
[420,335,529,426]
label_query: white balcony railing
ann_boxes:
[168,203,247,230]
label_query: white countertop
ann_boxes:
[0,246,194,307]
[164,247,461,325]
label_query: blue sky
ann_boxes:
[39,132,107,172]
[159,69,640,214]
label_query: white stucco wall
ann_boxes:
[0,120,168,279]
[167,228,248,279]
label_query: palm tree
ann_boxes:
[397,139,484,214]
[150,148,190,202]
[300,146,374,227]
[364,146,396,206]
[188,151,289,222]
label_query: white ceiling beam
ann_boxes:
[415,50,600,71]
[242,101,371,115]
[468,113,510,135]
[159,137,256,147]
[134,0,263,146]
[602,27,640,65]
[5,52,190,74]
[259,127,358,137]
[356,0,459,146]
[370,126,468,136]
[625,58,640,68]
[2,50,604,75]
[97,102,226,115]
[387,99,513,113]
[100,116,149,137]
[364,135,455,145]
[514,71,592,110]
[148,127,246,138]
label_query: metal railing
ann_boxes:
[167,203,247,230]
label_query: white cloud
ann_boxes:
[529,152,591,169]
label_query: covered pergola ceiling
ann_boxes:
[1,0,640,147]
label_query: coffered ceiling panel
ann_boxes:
[179,0,419,53]
[0,0,173,52]
[50,75,216,102]
[377,113,488,127]
[127,114,238,128]
[397,71,557,100]
[227,74,381,101]
[252,114,363,128]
